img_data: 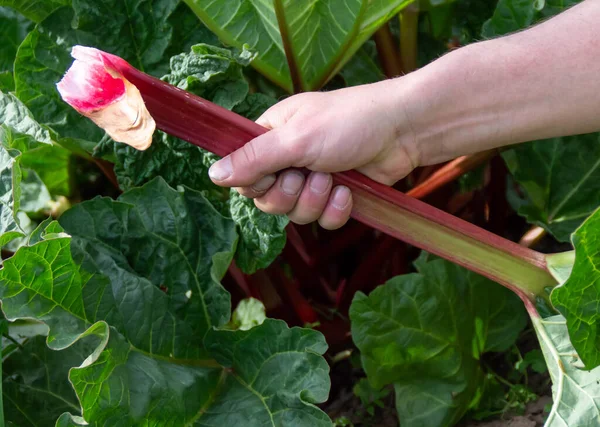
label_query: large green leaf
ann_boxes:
[0,7,31,91]
[532,314,600,426]
[0,178,331,425]
[0,0,70,22]
[504,134,600,242]
[350,255,527,427]
[185,0,413,92]
[3,334,85,425]
[551,208,600,369]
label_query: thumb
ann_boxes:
[256,96,302,129]
[208,128,302,187]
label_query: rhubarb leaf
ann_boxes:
[162,43,254,110]
[330,0,414,80]
[532,314,600,426]
[0,179,331,425]
[339,42,385,87]
[0,129,24,246]
[3,334,84,424]
[481,0,537,37]
[482,0,582,38]
[0,90,51,144]
[551,208,600,369]
[350,256,527,427]
[185,0,412,92]
[0,0,69,22]
[0,7,31,91]
[229,189,288,274]
[504,134,600,242]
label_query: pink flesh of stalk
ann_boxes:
[57,46,126,112]
[59,46,557,301]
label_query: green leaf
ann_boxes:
[481,0,537,37]
[233,92,277,121]
[0,178,331,425]
[503,134,600,242]
[551,208,600,369]
[350,255,527,427]
[0,0,70,22]
[0,90,51,144]
[163,43,255,110]
[229,189,288,274]
[185,0,412,92]
[0,128,24,246]
[0,7,31,92]
[19,167,51,212]
[482,0,582,38]
[339,41,385,87]
[532,314,600,426]
[3,335,84,425]
[330,0,414,80]
[0,92,70,245]
[13,0,182,150]
[20,143,71,196]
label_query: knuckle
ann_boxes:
[239,142,259,167]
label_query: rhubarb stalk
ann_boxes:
[57,46,559,301]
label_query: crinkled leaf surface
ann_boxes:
[551,208,600,369]
[185,0,412,92]
[0,177,331,425]
[163,43,254,110]
[350,255,527,427]
[532,314,600,426]
[504,134,600,242]
[229,189,288,274]
[0,0,70,22]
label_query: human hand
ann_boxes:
[208,80,420,229]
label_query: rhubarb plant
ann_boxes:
[184,0,414,92]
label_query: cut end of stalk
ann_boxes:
[57,45,155,151]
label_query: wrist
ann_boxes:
[395,40,526,166]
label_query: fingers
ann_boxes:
[254,171,306,215]
[287,172,332,224]
[318,186,352,230]
[236,170,352,230]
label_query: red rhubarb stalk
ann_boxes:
[57,47,558,300]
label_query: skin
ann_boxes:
[209,0,600,230]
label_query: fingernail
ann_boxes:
[309,172,331,194]
[208,156,233,181]
[281,172,304,196]
[252,175,276,193]
[331,186,351,210]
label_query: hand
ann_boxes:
[208,80,420,229]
